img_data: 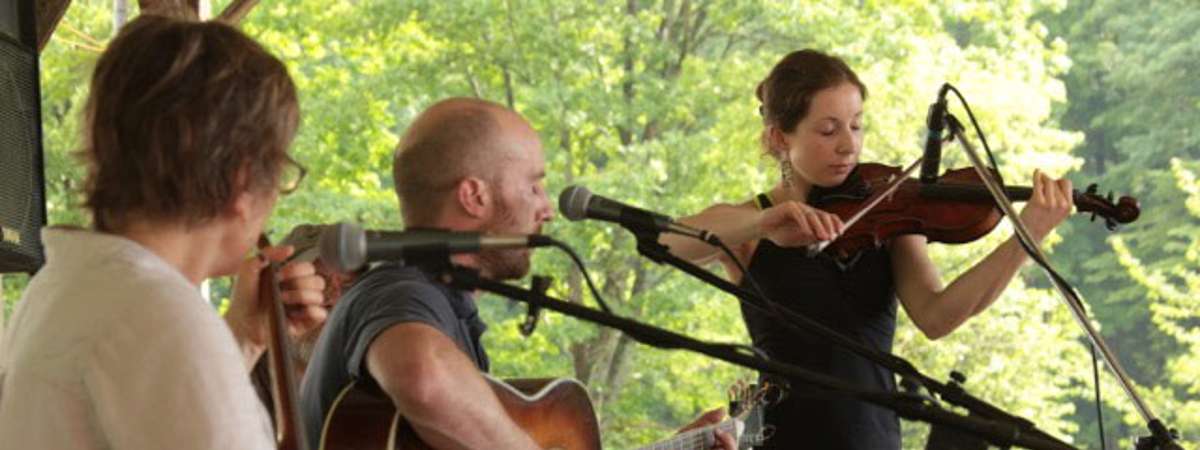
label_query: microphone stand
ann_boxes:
[942,113,1183,449]
[627,231,1074,450]
[436,262,1076,450]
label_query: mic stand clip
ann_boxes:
[519,275,551,337]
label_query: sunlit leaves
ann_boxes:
[20,1,1193,448]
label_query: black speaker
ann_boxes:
[0,0,47,273]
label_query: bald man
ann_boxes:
[300,98,735,449]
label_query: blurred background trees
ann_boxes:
[7,0,1198,448]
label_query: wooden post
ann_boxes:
[113,0,129,30]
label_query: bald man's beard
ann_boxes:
[478,198,532,280]
[479,248,530,280]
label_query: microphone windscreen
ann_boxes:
[319,222,367,273]
[558,185,591,221]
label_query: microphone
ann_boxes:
[558,185,719,245]
[920,84,951,184]
[318,222,555,273]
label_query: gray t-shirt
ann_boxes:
[299,262,489,446]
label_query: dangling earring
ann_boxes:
[779,158,794,188]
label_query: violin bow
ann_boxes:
[805,158,923,256]
[256,235,311,450]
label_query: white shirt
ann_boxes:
[0,228,274,450]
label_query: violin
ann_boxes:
[810,163,1140,258]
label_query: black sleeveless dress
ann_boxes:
[740,175,901,449]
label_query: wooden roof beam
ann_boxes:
[216,0,259,24]
[36,0,73,52]
[137,0,200,20]
[34,0,258,54]
[134,0,259,24]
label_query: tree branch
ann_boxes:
[48,35,102,53]
[58,19,100,46]
[656,0,674,42]
[500,64,516,109]
[500,0,519,109]
[566,258,584,305]
[598,333,634,407]
[465,65,484,99]
[617,0,637,146]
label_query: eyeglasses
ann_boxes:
[279,159,307,195]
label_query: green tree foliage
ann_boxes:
[1044,0,1200,446]
[16,0,1196,448]
[1112,159,1200,443]
[241,1,1092,447]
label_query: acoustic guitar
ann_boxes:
[318,375,771,450]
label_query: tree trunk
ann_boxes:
[561,0,717,416]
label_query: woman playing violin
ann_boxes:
[660,49,1075,449]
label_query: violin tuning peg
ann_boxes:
[1106,191,1115,203]
[1089,211,1098,222]
[1105,218,1118,232]
[1086,183,1099,195]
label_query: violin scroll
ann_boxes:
[1078,183,1140,231]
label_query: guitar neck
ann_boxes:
[637,418,740,450]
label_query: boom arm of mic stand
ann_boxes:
[944,114,1182,449]
[439,263,1075,450]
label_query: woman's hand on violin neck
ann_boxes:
[225,245,329,368]
[1018,169,1074,242]
[758,200,844,247]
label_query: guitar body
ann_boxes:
[319,376,601,450]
